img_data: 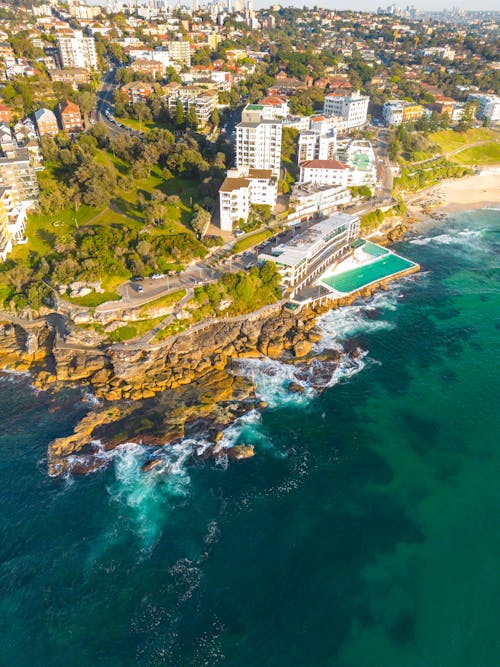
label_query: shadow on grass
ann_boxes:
[112,197,143,223]
[37,228,57,249]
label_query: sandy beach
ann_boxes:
[408,170,500,214]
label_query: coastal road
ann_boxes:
[95,69,142,139]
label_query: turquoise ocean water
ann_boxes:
[0,209,499,666]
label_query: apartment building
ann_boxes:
[163,83,217,125]
[56,30,97,70]
[382,100,423,125]
[0,104,12,124]
[290,182,352,221]
[130,58,166,80]
[0,186,28,262]
[337,140,377,188]
[49,68,91,87]
[467,93,500,124]
[236,115,282,177]
[167,40,191,67]
[323,90,369,129]
[120,82,155,104]
[299,159,349,188]
[298,116,337,163]
[33,108,59,138]
[219,167,278,232]
[58,100,83,134]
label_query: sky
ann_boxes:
[90,0,499,13]
[251,0,499,10]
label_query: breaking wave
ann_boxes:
[409,228,484,247]
[236,351,368,409]
[316,287,400,340]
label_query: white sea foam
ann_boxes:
[316,287,400,342]
[103,440,199,549]
[236,358,316,408]
[82,390,101,407]
[409,228,483,247]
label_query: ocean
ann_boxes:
[0,209,498,667]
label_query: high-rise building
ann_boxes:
[236,107,282,176]
[323,90,369,129]
[298,116,337,164]
[56,30,97,70]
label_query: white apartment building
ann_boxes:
[323,91,369,129]
[299,159,349,188]
[467,93,500,124]
[258,213,360,292]
[167,40,191,67]
[337,140,377,188]
[236,118,282,176]
[219,167,278,232]
[298,117,337,164]
[163,83,218,125]
[56,30,97,70]
[0,186,28,262]
[290,182,352,221]
[382,101,404,126]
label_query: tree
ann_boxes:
[143,200,166,227]
[113,89,129,117]
[457,101,477,132]
[75,90,97,129]
[190,205,211,238]
[211,107,220,128]
[186,105,198,130]
[6,264,31,293]
[281,127,299,163]
[131,101,151,132]
[175,99,185,128]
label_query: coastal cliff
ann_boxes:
[0,277,414,476]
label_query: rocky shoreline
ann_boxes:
[0,256,418,476]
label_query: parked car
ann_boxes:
[151,273,165,280]
[133,284,143,293]
[131,276,143,282]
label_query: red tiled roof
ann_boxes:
[301,159,348,170]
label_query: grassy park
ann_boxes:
[232,229,272,254]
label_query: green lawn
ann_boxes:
[109,315,164,342]
[450,142,500,166]
[115,117,172,133]
[68,290,121,308]
[429,128,498,153]
[232,229,272,254]
[113,167,195,233]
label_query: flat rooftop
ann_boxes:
[260,213,357,267]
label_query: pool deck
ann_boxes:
[319,240,419,297]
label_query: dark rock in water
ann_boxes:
[141,457,163,472]
[227,445,254,460]
[70,456,107,476]
[364,308,381,320]
[288,381,305,394]
[316,348,341,363]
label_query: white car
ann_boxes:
[151,273,165,280]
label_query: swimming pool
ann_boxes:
[321,253,417,294]
[362,241,389,258]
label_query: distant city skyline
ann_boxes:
[252,0,498,11]
[88,0,499,10]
